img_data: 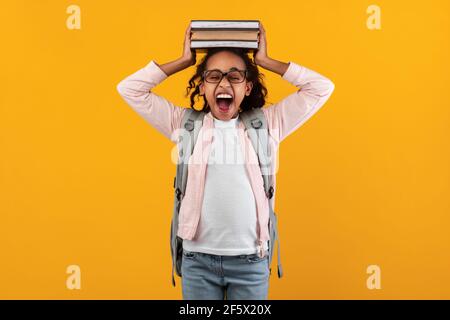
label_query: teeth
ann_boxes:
[216,93,233,99]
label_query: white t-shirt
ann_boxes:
[183,114,269,256]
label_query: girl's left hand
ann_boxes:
[253,23,269,65]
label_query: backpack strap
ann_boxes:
[240,109,283,278]
[170,108,205,286]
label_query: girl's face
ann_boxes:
[199,51,253,121]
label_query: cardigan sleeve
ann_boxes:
[116,60,187,143]
[263,61,335,143]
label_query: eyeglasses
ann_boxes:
[202,68,248,84]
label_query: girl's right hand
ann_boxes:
[182,24,196,66]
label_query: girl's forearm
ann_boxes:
[156,57,191,77]
[258,57,290,76]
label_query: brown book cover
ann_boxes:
[191,30,258,41]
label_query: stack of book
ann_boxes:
[190,20,260,53]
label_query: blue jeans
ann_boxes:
[181,248,270,300]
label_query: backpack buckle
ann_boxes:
[267,186,274,199]
[250,119,263,129]
[184,119,195,131]
[175,188,183,201]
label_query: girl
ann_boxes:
[116,23,335,300]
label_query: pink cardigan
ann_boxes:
[117,59,335,257]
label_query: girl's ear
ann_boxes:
[199,81,204,95]
[246,81,253,96]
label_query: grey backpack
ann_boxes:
[170,108,283,287]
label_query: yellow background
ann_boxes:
[1,0,449,299]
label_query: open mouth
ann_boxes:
[215,95,234,113]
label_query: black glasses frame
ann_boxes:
[202,69,248,84]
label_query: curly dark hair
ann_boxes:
[184,47,269,113]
